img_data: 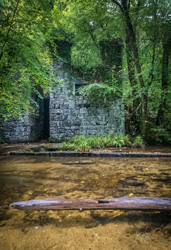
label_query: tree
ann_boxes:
[155,0,171,125]
[0,0,56,119]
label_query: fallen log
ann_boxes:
[10,197,171,211]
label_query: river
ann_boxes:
[0,155,170,250]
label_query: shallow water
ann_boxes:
[0,156,171,250]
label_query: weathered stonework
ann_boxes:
[0,101,44,142]
[0,39,125,142]
[0,113,31,142]
[50,59,125,140]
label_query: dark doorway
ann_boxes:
[43,98,50,139]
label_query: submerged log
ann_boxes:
[10,197,171,211]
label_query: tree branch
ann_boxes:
[111,0,124,12]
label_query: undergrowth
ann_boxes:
[61,135,143,151]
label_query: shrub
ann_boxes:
[48,137,57,143]
[61,134,133,151]
[132,136,144,148]
[149,127,171,145]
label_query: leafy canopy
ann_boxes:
[0,0,56,119]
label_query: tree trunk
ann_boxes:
[121,0,147,136]
[125,28,141,134]
[10,197,171,211]
[156,37,170,125]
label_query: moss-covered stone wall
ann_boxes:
[50,39,125,140]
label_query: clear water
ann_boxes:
[0,156,170,250]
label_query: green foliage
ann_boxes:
[61,134,134,152]
[146,126,171,145]
[132,136,144,148]
[79,82,121,105]
[48,137,58,143]
[61,142,77,151]
[0,0,56,119]
[152,128,171,145]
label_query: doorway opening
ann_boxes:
[43,98,50,139]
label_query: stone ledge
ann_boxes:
[8,151,171,157]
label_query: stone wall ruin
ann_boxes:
[0,39,125,142]
[49,40,125,140]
